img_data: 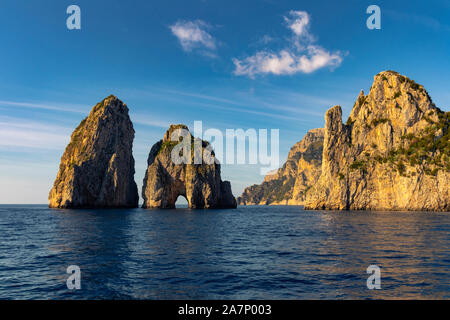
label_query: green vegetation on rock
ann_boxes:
[371,118,389,127]
[350,111,449,176]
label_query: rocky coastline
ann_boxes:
[49,71,448,211]
[238,71,449,211]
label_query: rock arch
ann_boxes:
[142,125,237,209]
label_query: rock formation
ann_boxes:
[237,128,324,205]
[305,71,449,211]
[49,95,139,208]
[142,124,237,209]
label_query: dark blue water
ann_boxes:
[0,205,448,299]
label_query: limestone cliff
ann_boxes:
[237,128,324,205]
[305,71,449,211]
[49,95,139,208]
[142,124,237,209]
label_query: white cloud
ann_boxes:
[257,35,275,45]
[233,10,344,78]
[385,9,450,33]
[170,20,216,54]
[285,10,310,37]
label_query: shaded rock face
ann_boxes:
[49,95,139,208]
[305,71,449,211]
[237,128,324,205]
[142,125,237,209]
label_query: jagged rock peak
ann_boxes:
[163,124,189,142]
[142,124,237,209]
[49,95,139,208]
[348,70,437,125]
[305,71,449,211]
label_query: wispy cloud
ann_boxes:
[191,101,316,123]
[285,10,311,39]
[169,20,217,56]
[0,116,71,133]
[233,10,344,78]
[253,34,276,46]
[128,85,330,121]
[0,117,71,150]
[132,116,172,129]
[385,9,450,32]
[259,89,344,110]
[160,88,242,106]
[154,87,323,119]
[0,100,88,113]
[160,87,329,113]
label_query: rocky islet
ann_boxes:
[49,95,139,208]
[50,71,449,211]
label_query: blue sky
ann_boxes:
[0,0,449,203]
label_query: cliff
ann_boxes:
[237,128,324,205]
[49,95,139,208]
[305,71,449,211]
[142,124,237,209]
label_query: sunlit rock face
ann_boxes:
[49,95,139,208]
[142,124,237,209]
[305,71,449,211]
[237,128,324,205]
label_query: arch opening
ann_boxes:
[175,195,188,208]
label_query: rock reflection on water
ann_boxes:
[0,205,448,299]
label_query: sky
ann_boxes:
[0,0,449,204]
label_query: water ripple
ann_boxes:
[0,205,448,299]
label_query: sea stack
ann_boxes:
[142,124,237,209]
[237,128,324,205]
[305,71,449,211]
[49,95,139,208]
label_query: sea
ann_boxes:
[0,204,448,299]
